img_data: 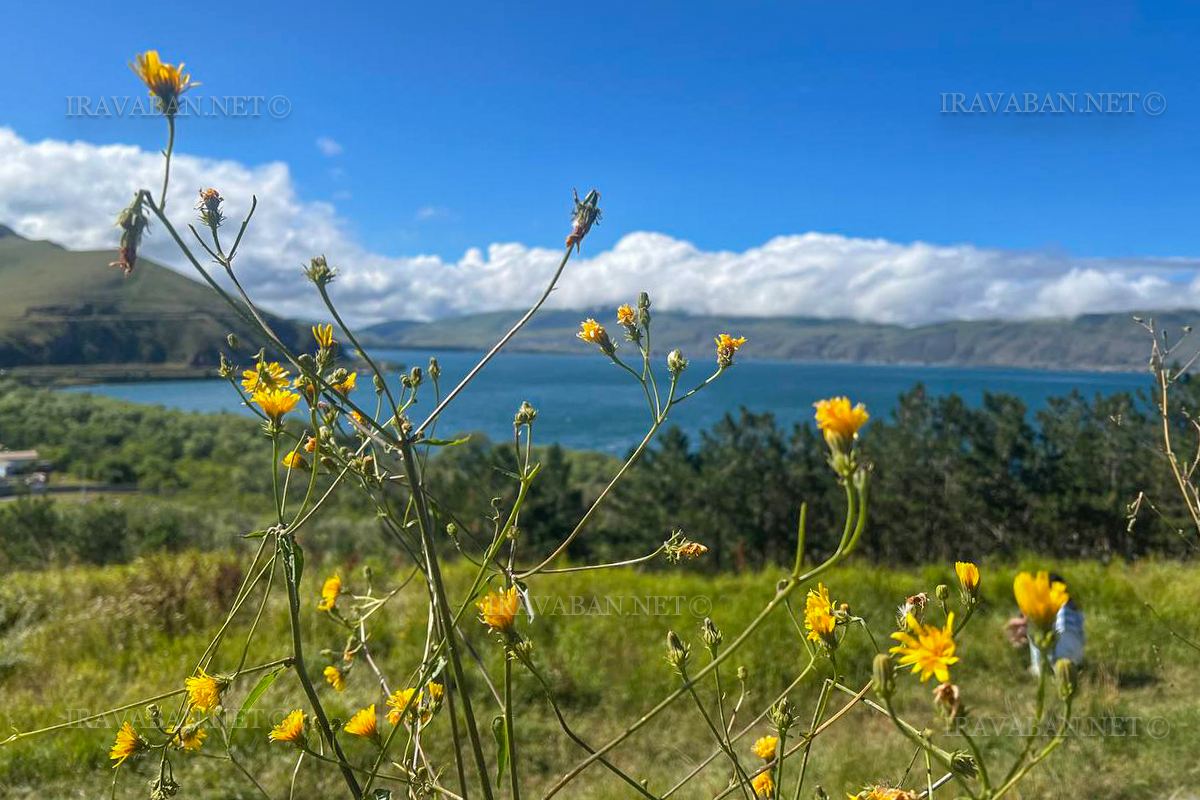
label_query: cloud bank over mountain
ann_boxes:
[2,126,1197,326]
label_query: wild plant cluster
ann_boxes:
[1,52,1079,800]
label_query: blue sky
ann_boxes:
[3,0,1197,260]
[1,1,1198,324]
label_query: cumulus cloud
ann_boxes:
[1,126,1197,326]
[315,136,343,157]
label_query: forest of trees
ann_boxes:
[0,376,1194,569]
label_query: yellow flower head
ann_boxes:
[241,360,290,394]
[813,397,870,449]
[715,333,747,367]
[304,435,318,453]
[282,450,307,470]
[679,542,708,559]
[849,787,917,800]
[751,735,779,760]
[890,613,959,683]
[955,561,980,595]
[268,710,306,745]
[313,323,335,350]
[577,318,612,352]
[184,669,222,713]
[418,681,445,724]
[130,50,197,112]
[752,770,775,798]
[336,371,358,394]
[617,304,636,326]
[317,574,341,612]
[477,586,520,632]
[253,388,300,420]
[175,716,207,752]
[1013,571,1068,629]
[344,704,379,741]
[804,583,838,645]
[324,664,345,692]
[386,687,419,726]
[109,721,145,768]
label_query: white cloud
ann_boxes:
[1,126,1198,326]
[315,136,343,157]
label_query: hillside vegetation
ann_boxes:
[0,226,302,380]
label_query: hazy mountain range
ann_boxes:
[0,225,1192,380]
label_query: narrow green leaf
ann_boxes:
[234,666,285,732]
[491,714,508,788]
[422,435,472,447]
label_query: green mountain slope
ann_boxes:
[361,307,1199,371]
[0,225,303,377]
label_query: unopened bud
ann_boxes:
[514,401,538,427]
[428,357,441,381]
[872,653,895,701]
[768,699,795,734]
[935,584,950,604]
[1054,658,1077,702]
[665,630,690,674]
[667,349,689,375]
[737,665,748,682]
[409,366,423,387]
[217,353,234,379]
[700,617,723,652]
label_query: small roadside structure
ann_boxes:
[0,450,41,477]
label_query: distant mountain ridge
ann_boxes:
[360,307,1198,372]
[0,226,304,380]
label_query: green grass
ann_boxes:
[2,552,1198,799]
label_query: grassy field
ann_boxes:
[1,552,1198,799]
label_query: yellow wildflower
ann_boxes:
[241,360,290,393]
[714,333,747,367]
[617,304,636,325]
[350,410,366,426]
[576,318,615,354]
[304,435,318,453]
[336,372,358,394]
[804,583,838,645]
[477,586,520,632]
[343,704,379,741]
[109,721,145,768]
[253,388,300,420]
[752,770,775,798]
[386,687,419,725]
[130,50,197,113]
[751,735,778,760]
[955,561,980,595]
[184,669,222,713]
[679,542,708,559]
[175,716,207,752]
[317,574,341,612]
[419,681,445,724]
[1013,571,1068,629]
[849,787,917,800]
[813,397,870,449]
[313,323,335,349]
[324,665,345,692]
[268,710,306,744]
[890,613,959,683]
[282,450,307,469]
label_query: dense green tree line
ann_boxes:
[0,378,1193,569]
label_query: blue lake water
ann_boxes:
[61,349,1149,454]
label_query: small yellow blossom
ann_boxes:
[343,704,379,741]
[418,681,445,724]
[184,669,222,713]
[386,687,419,725]
[317,574,341,612]
[849,787,917,800]
[751,735,778,760]
[313,323,335,349]
[955,561,980,595]
[268,710,306,744]
[304,435,317,453]
[324,665,345,692]
[282,450,307,469]
[336,372,358,394]
[130,50,197,112]
[109,721,145,768]
[679,542,708,559]
[350,410,366,426]
[1013,571,1068,629]
[617,304,636,325]
[576,318,613,353]
[241,360,290,394]
[813,397,870,448]
[890,613,959,683]
[804,583,838,645]
[752,770,775,798]
[477,586,520,632]
[253,388,300,420]
[714,333,747,367]
[175,717,207,752]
